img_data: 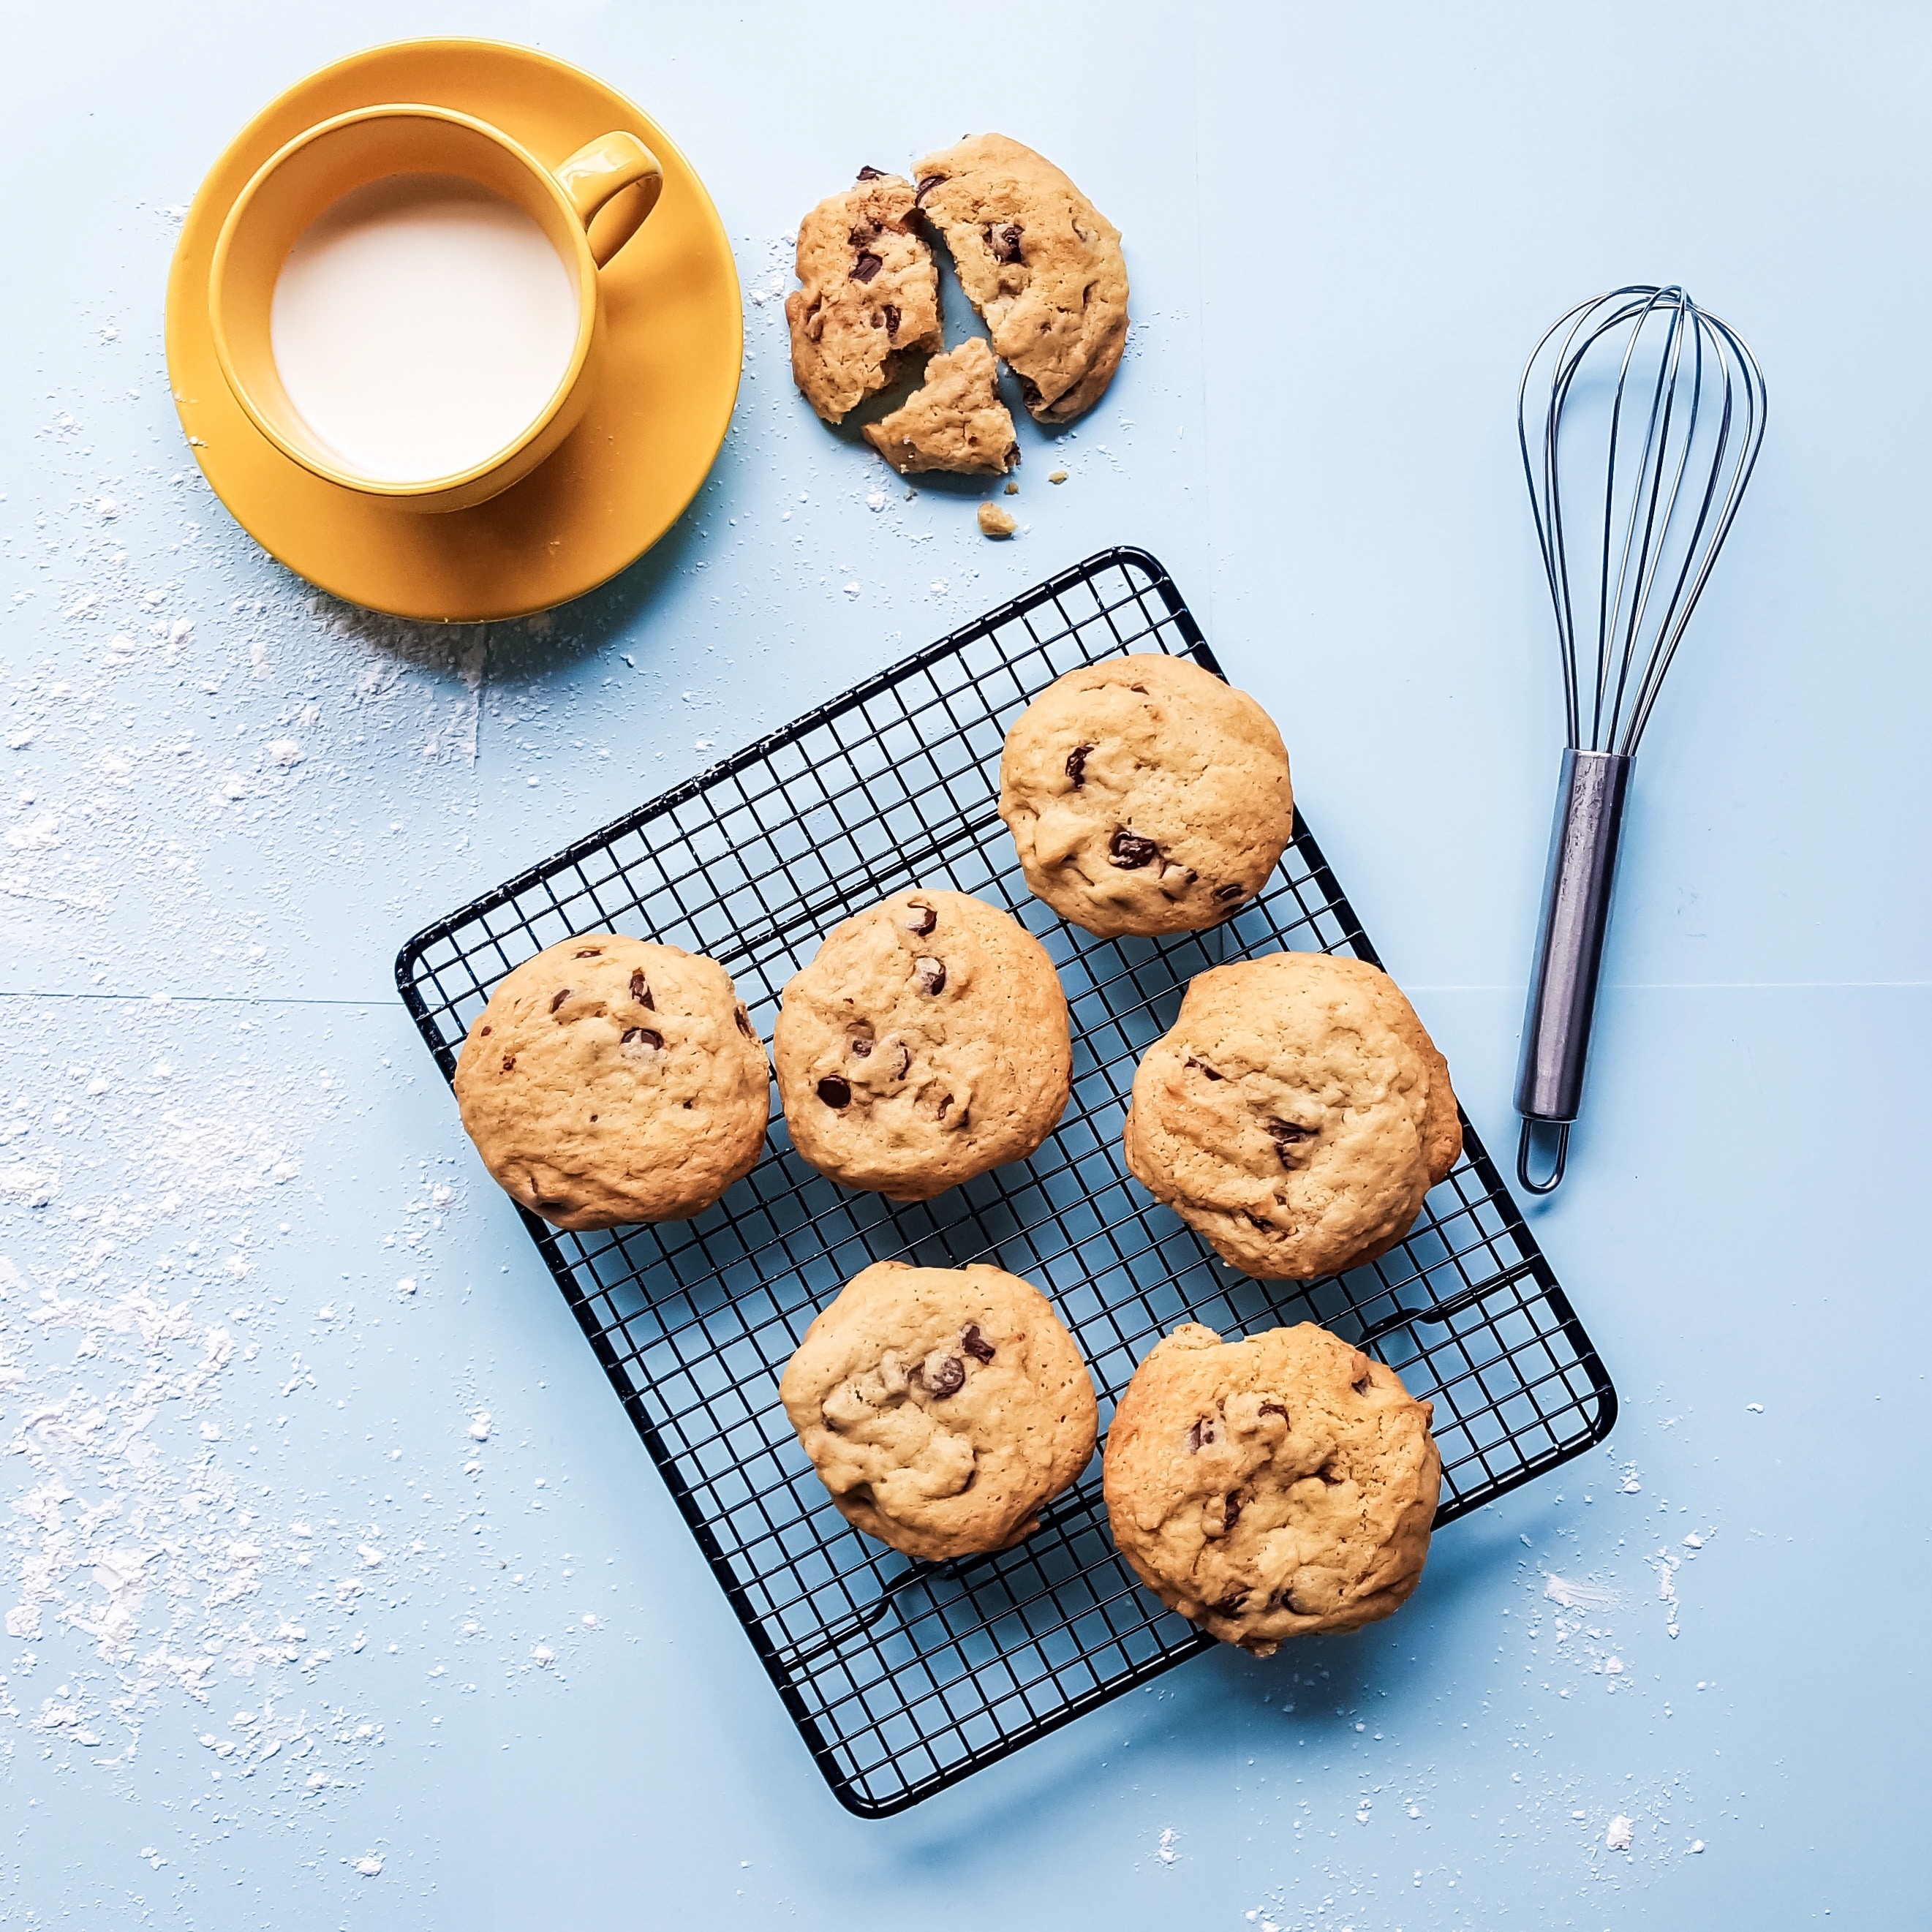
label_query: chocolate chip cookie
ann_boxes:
[863,337,1019,475]
[913,134,1129,423]
[1103,1321,1440,1654]
[785,170,943,424]
[1124,951,1462,1280]
[453,934,769,1231]
[781,1260,1098,1560]
[997,653,1294,937]
[774,888,1071,1201]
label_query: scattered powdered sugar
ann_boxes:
[1606,1814,1634,1852]
[1543,1572,1620,1612]
[1155,1825,1179,1865]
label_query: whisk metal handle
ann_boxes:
[1514,748,1632,1193]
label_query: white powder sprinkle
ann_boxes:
[1543,1573,1618,1612]
[1606,1814,1634,1852]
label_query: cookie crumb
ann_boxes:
[1049,469,1069,483]
[1003,480,1019,495]
[978,503,1018,538]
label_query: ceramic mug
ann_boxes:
[209,105,661,513]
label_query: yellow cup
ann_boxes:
[209,105,661,513]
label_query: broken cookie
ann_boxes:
[785,170,943,424]
[912,133,1129,423]
[863,337,1019,476]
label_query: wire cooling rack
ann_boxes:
[396,548,1615,1817]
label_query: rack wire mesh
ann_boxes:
[396,548,1615,1816]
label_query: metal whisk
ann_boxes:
[1513,285,1767,1193]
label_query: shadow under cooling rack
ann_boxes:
[396,546,1615,1816]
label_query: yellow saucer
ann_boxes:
[165,39,742,622]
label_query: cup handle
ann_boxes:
[554,132,663,268]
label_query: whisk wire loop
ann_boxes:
[1517,284,1766,757]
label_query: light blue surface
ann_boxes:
[1,2,1926,1925]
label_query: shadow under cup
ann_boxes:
[208,107,603,514]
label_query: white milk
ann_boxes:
[270,173,580,483]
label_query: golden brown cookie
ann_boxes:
[774,888,1071,1201]
[912,134,1128,423]
[997,654,1293,937]
[453,935,769,1230]
[785,170,943,424]
[781,1260,1098,1561]
[1103,1321,1440,1655]
[1124,951,1461,1280]
[863,337,1019,475]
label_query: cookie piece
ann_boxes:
[785,170,943,424]
[453,935,769,1231]
[782,1261,1098,1560]
[1124,951,1462,1280]
[913,133,1128,423]
[1103,1321,1440,1654]
[863,337,1019,475]
[774,888,1071,1201]
[997,653,1293,937]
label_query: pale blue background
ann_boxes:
[2,1,1926,1925]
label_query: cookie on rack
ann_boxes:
[912,133,1128,423]
[1123,950,1461,1280]
[997,652,1293,937]
[774,888,1071,1201]
[453,934,769,1231]
[863,337,1019,476]
[782,1260,1098,1560]
[785,169,943,424]
[1103,1321,1440,1655]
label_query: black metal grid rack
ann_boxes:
[396,548,1615,1817]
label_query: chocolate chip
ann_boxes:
[883,302,900,337]
[501,1054,516,1073]
[1259,1400,1289,1426]
[573,947,602,958]
[914,956,946,995]
[589,1114,597,1122]
[894,1042,913,1079]
[961,1324,996,1363]
[1185,1417,1220,1452]
[1184,1056,1223,1082]
[989,222,1023,263]
[630,970,653,1010]
[1065,743,1093,788]
[480,1025,491,1037]
[903,900,937,935]
[1267,1120,1316,1158]
[734,1005,755,1038]
[918,1353,965,1398]
[851,252,883,283]
[1210,1590,1250,1618]
[622,1027,663,1050]
[1109,829,1160,869]
[549,988,571,1015]
[1216,882,1247,902]
[915,174,943,205]
[1352,1372,1374,1395]
[1221,1488,1245,1532]
[848,1035,873,1058]
[817,1074,851,1108]
[856,165,886,181]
